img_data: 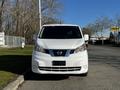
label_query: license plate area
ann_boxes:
[52,61,66,66]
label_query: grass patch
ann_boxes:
[0,71,15,90]
[0,45,33,55]
[0,45,33,89]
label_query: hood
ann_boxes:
[36,39,84,49]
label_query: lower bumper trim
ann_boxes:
[39,67,81,72]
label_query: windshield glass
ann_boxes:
[39,26,82,39]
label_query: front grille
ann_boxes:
[39,67,81,72]
[45,49,75,57]
[53,50,67,56]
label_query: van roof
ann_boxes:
[42,24,80,27]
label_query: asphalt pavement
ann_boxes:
[18,45,120,90]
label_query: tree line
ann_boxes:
[0,0,63,43]
[83,16,120,38]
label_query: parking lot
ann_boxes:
[18,45,120,90]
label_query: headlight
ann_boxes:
[74,44,86,53]
[34,45,45,53]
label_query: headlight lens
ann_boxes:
[34,45,45,53]
[74,44,86,53]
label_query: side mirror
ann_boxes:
[84,34,89,41]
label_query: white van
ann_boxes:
[32,24,88,76]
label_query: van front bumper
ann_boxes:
[32,50,88,74]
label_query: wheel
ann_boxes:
[81,72,88,77]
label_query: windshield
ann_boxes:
[39,26,82,39]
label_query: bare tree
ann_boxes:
[114,15,120,27]
[82,27,93,36]
[41,0,63,26]
[1,0,63,43]
[85,16,113,45]
[95,17,112,37]
[85,17,112,38]
[0,0,6,32]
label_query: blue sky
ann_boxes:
[60,0,120,27]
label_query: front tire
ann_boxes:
[81,72,88,76]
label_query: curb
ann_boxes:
[3,75,24,90]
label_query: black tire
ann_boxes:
[81,72,88,77]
